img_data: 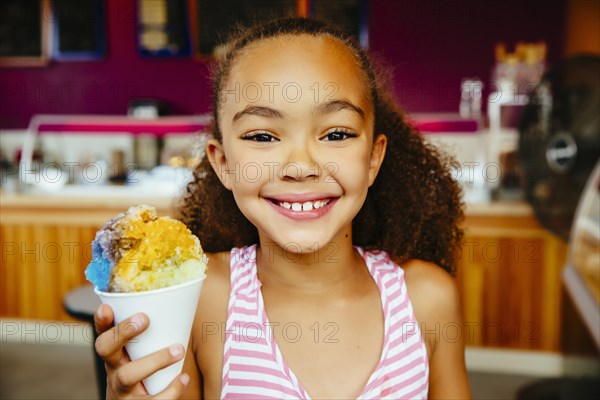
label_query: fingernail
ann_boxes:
[97,305,105,319]
[170,344,183,358]
[180,373,190,385]
[131,313,144,329]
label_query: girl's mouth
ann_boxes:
[266,197,338,220]
[270,198,332,211]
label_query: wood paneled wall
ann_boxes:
[1,224,97,320]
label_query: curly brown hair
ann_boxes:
[178,17,464,274]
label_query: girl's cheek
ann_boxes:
[225,161,273,189]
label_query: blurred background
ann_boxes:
[1,0,599,399]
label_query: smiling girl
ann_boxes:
[94,18,470,399]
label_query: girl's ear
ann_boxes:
[206,139,233,191]
[368,134,387,186]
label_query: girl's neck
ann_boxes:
[255,234,367,295]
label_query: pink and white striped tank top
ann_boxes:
[221,245,429,399]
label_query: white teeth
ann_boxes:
[315,199,330,208]
[302,201,313,211]
[278,198,331,211]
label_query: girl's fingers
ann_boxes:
[93,304,114,335]
[150,373,190,400]
[113,344,186,390]
[95,312,149,368]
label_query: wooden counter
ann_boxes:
[457,205,567,352]
[0,192,569,351]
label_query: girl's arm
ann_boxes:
[180,336,202,399]
[403,260,472,399]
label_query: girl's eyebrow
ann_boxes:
[231,99,365,124]
[314,99,365,121]
[232,106,284,123]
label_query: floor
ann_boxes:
[0,341,559,400]
[1,342,98,400]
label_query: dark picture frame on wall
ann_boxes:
[0,0,51,67]
[136,0,193,58]
[52,0,107,61]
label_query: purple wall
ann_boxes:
[369,0,567,112]
[0,0,566,129]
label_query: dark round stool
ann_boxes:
[64,284,106,400]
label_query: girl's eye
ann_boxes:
[242,132,279,142]
[322,129,357,141]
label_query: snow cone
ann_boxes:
[86,205,207,395]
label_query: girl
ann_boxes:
[94,17,470,399]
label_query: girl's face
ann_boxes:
[208,34,386,253]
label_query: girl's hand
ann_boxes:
[93,304,190,399]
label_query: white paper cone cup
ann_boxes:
[94,277,203,395]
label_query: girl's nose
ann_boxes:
[281,144,319,181]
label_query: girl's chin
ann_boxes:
[259,233,344,257]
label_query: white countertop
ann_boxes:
[0,189,177,210]
[464,200,533,217]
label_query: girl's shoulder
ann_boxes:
[398,259,462,345]
[396,261,471,397]
[399,259,459,306]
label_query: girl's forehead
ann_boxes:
[241,34,348,56]
[233,34,359,74]
[223,34,372,107]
